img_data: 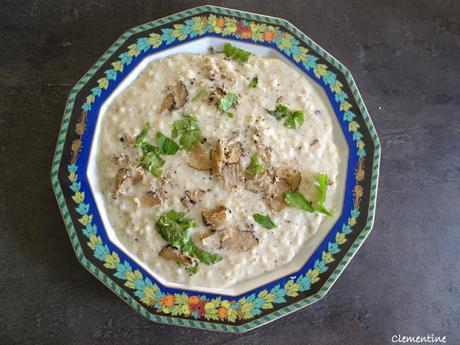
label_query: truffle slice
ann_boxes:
[220,227,259,251]
[161,81,188,112]
[159,245,193,267]
[210,139,225,176]
[201,204,229,231]
[139,191,161,207]
[223,140,242,164]
[111,166,145,199]
[186,142,212,170]
[275,165,301,191]
[201,232,222,250]
[181,189,205,209]
[201,227,259,252]
[245,169,275,194]
[221,163,244,189]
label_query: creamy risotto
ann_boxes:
[96,44,341,288]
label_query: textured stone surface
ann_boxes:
[0,1,459,344]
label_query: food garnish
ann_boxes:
[155,210,222,269]
[249,75,258,88]
[253,213,276,229]
[172,114,202,150]
[186,141,212,170]
[283,173,333,216]
[135,124,166,177]
[156,131,179,155]
[217,93,238,118]
[224,43,251,63]
[191,87,208,102]
[160,81,188,112]
[267,103,304,129]
[246,153,265,175]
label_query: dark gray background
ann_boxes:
[1,0,459,344]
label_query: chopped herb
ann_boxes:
[246,153,264,175]
[135,122,151,145]
[284,110,304,129]
[139,142,159,155]
[156,131,179,155]
[191,87,208,102]
[253,213,276,229]
[248,75,258,88]
[134,124,165,177]
[140,150,165,177]
[171,114,202,150]
[224,43,251,63]
[155,210,195,248]
[183,241,222,265]
[283,191,314,212]
[155,210,222,270]
[283,173,333,216]
[218,93,238,118]
[266,104,304,129]
[312,173,334,216]
[186,261,198,274]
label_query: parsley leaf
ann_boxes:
[135,124,165,177]
[284,110,304,129]
[155,211,223,270]
[155,210,194,248]
[218,93,238,118]
[171,114,202,150]
[313,173,333,216]
[140,150,164,177]
[183,241,222,265]
[191,87,208,102]
[186,262,198,274]
[156,131,179,155]
[267,104,290,120]
[135,122,151,145]
[266,104,304,129]
[249,75,258,88]
[283,191,314,212]
[283,174,334,216]
[224,43,251,63]
[253,214,276,229]
[246,153,264,175]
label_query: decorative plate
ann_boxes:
[51,5,380,332]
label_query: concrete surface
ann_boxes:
[0,0,459,344]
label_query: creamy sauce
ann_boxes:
[96,53,341,288]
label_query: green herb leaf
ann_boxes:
[224,43,251,63]
[184,242,223,265]
[155,210,194,248]
[249,75,258,88]
[266,104,304,129]
[191,87,208,102]
[253,213,276,229]
[135,122,151,145]
[140,150,165,177]
[283,191,314,212]
[155,211,223,271]
[171,114,202,150]
[139,142,160,155]
[312,173,333,216]
[266,104,291,120]
[186,261,198,274]
[283,174,334,216]
[156,131,179,155]
[246,153,264,175]
[218,93,238,118]
[284,110,304,129]
[137,134,164,177]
